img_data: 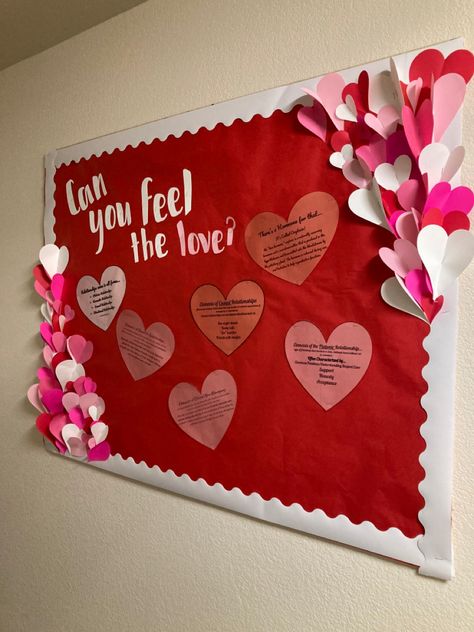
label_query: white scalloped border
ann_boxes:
[43,38,463,578]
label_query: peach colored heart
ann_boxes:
[285,321,372,410]
[76,266,126,331]
[245,192,339,285]
[190,281,264,355]
[116,309,175,381]
[168,370,237,449]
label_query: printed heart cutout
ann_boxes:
[190,281,264,355]
[285,321,372,410]
[168,370,237,449]
[76,266,126,331]
[116,309,175,380]
[245,192,339,285]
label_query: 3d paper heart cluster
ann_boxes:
[29,244,111,461]
[299,47,474,323]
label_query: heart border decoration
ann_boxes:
[29,244,111,462]
[298,47,474,323]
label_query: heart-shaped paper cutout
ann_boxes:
[285,321,372,410]
[39,244,69,280]
[374,155,412,192]
[168,370,237,449]
[55,360,85,390]
[116,309,175,380]
[76,266,126,331]
[245,192,339,285]
[191,281,264,355]
[381,277,429,323]
[67,335,93,364]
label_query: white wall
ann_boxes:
[1,1,473,630]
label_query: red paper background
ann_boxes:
[53,108,428,537]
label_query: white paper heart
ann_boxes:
[40,302,53,324]
[335,95,357,122]
[418,143,465,192]
[348,180,390,229]
[389,58,405,112]
[61,423,87,458]
[55,360,85,390]
[368,70,400,114]
[329,144,353,168]
[89,401,105,422]
[90,421,108,444]
[374,155,411,192]
[76,266,126,331]
[417,226,474,298]
[39,244,69,279]
[380,276,428,323]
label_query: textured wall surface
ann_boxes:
[0,1,473,630]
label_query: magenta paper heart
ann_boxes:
[297,101,327,141]
[73,376,96,395]
[285,321,372,410]
[432,73,466,142]
[355,138,386,171]
[379,239,422,278]
[51,274,65,301]
[69,407,85,428]
[40,322,53,348]
[402,100,433,158]
[116,309,175,380]
[76,266,126,331]
[67,335,93,364]
[424,182,474,216]
[168,370,237,449]
[41,388,65,415]
[88,441,111,461]
[49,413,67,442]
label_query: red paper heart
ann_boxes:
[244,192,339,285]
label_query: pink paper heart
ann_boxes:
[67,335,93,364]
[402,100,433,158]
[297,100,327,141]
[34,280,48,300]
[87,441,111,461]
[355,138,386,171]
[364,105,399,139]
[285,321,372,410]
[424,182,474,215]
[342,159,371,188]
[40,322,53,348]
[42,345,54,367]
[379,239,422,278]
[73,376,96,395]
[49,413,68,442]
[67,437,88,458]
[168,370,237,449]
[395,211,420,244]
[64,305,75,321]
[68,407,85,429]
[41,388,65,415]
[314,73,345,130]
[79,393,101,418]
[117,310,175,380]
[50,274,65,301]
[27,384,44,412]
[62,392,80,412]
[397,179,424,212]
[404,269,432,306]
[406,78,423,111]
[51,332,67,353]
[432,73,466,142]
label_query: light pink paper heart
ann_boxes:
[285,322,372,410]
[168,370,237,449]
[395,211,419,244]
[297,100,327,141]
[402,101,434,158]
[379,239,422,278]
[313,73,345,130]
[76,266,126,331]
[432,73,466,142]
[67,335,93,364]
[52,332,67,353]
[364,105,399,139]
[116,309,175,380]
[27,384,44,412]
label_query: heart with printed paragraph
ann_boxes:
[245,192,339,285]
[190,281,264,355]
[116,309,175,381]
[285,321,372,410]
[76,266,126,331]
[168,370,237,449]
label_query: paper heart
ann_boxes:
[67,335,93,364]
[418,143,465,191]
[397,180,423,212]
[356,137,386,171]
[374,155,411,192]
[342,159,371,189]
[90,421,108,445]
[76,266,126,331]
[380,276,428,323]
[87,441,111,461]
[62,392,80,412]
[348,181,389,229]
[89,403,105,422]
[297,100,327,141]
[364,105,399,139]
[40,322,53,348]
[368,70,401,114]
[61,424,87,458]
[190,281,264,355]
[406,78,423,111]
[421,208,470,234]
[310,73,345,131]
[410,48,474,88]
[329,144,353,168]
[33,264,50,290]
[335,95,357,122]
[40,302,53,324]
[417,225,474,298]
[401,100,434,159]
[379,239,422,278]
[78,393,101,418]
[116,309,175,380]
[49,413,67,443]
[39,244,69,280]
[395,211,419,243]
[285,321,372,410]
[245,192,339,285]
[168,370,237,449]
[432,73,466,142]
[51,332,67,353]
[424,182,474,216]
[27,384,44,412]
[55,360,85,390]
[41,388,65,415]
[50,274,65,301]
